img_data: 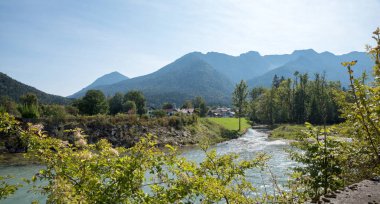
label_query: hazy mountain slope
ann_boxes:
[0,72,70,104]
[69,71,128,97]
[70,53,234,106]
[248,50,373,87]
[192,51,271,83]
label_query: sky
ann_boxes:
[0,0,379,96]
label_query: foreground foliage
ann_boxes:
[289,27,380,201]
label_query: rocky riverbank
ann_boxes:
[2,115,236,153]
[317,177,380,204]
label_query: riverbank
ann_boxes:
[318,178,380,204]
[202,117,251,134]
[1,115,248,154]
[267,124,306,140]
[267,124,342,140]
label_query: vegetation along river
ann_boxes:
[0,128,297,203]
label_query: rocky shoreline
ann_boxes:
[317,177,380,204]
[2,116,238,153]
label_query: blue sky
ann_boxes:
[0,0,379,96]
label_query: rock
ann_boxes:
[348,184,358,190]
[325,193,337,198]
[371,176,380,182]
[321,197,330,202]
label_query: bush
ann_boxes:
[17,104,39,119]
[168,116,183,129]
[151,109,166,118]
[40,105,68,123]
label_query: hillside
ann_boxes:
[248,50,373,87]
[0,72,70,104]
[68,71,128,97]
[193,51,271,83]
[70,53,234,106]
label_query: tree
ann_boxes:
[340,27,380,162]
[232,80,249,131]
[193,96,205,109]
[289,28,380,201]
[199,101,208,117]
[0,96,20,116]
[151,109,166,118]
[248,87,265,122]
[181,100,192,109]
[78,90,108,115]
[123,100,137,114]
[20,93,38,106]
[108,93,124,115]
[18,93,39,118]
[272,74,281,88]
[192,96,208,117]
[40,104,67,122]
[162,102,174,110]
[294,73,308,123]
[124,91,146,115]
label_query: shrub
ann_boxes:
[168,116,183,129]
[17,104,39,119]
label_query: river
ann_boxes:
[0,128,297,203]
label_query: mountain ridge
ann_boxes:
[0,72,70,104]
[70,54,234,106]
[68,71,128,98]
[67,49,374,106]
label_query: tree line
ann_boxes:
[232,73,343,126]
[0,89,209,119]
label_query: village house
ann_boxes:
[208,107,235,118]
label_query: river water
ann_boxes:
[0,128,297,203]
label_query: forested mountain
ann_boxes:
[68,71,128,97]
[248,50,373,87]
[0,72,70,104]
[70,49,372,106]
[70,53,234,106]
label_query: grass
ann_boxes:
[202,117,251,134]
[269,124,336,140]
[269,124,306,140]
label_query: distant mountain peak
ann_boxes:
[106,71,124,76]
[68,71,128,98]
[320,51,335,56]
[239,51,261,58]
[90,71,128,86]
[292,49,318,56]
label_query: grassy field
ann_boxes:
[203,117,251,133]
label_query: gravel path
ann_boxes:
[318,178,380,204]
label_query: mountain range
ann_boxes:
[0,49,374,106]
[69,49,373,106]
